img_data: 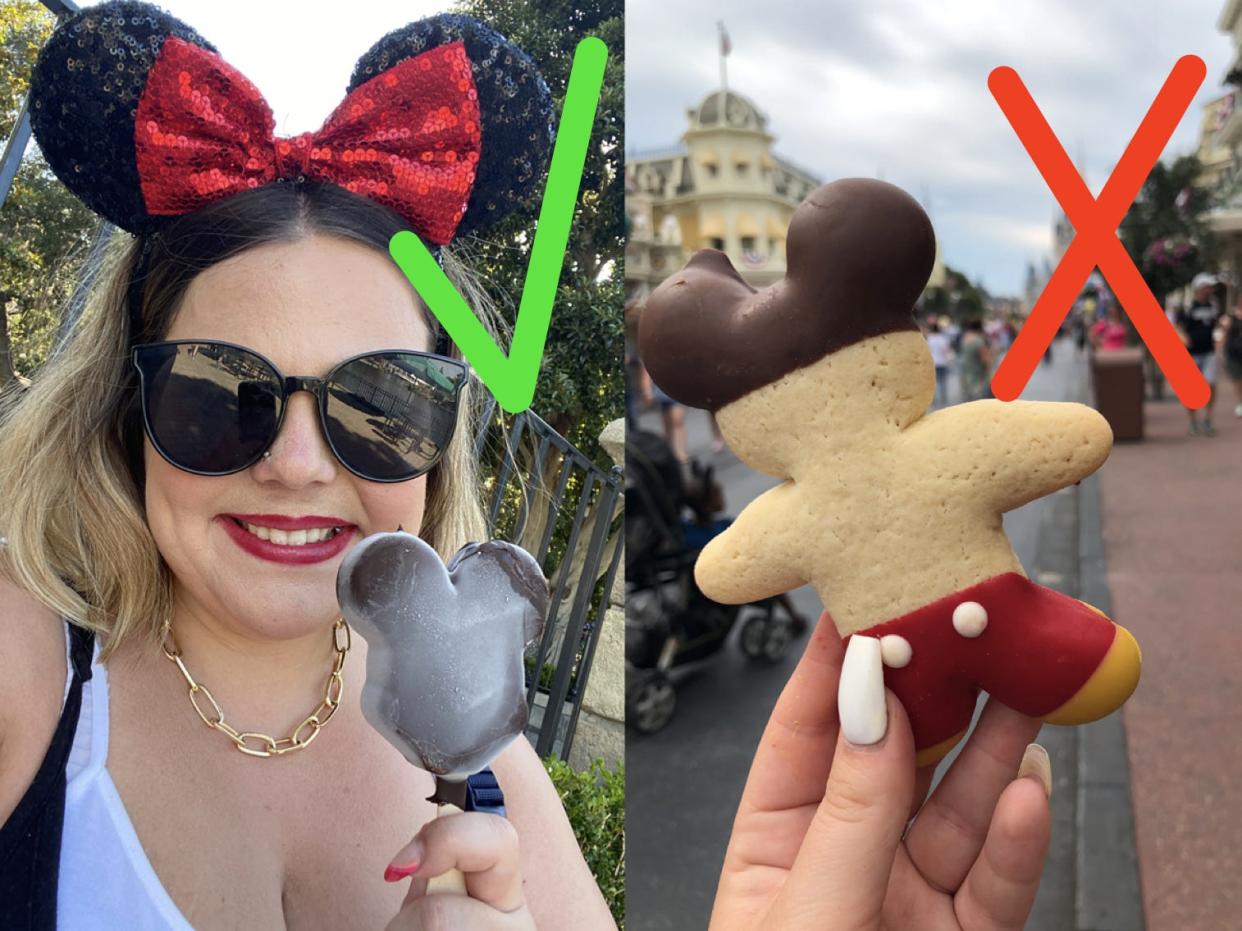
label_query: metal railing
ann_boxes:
[474,399,623,759]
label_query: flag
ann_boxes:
[719,22,732,57]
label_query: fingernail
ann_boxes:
[839,635,887,746]
[384,861,420,882]
[385,836,425,882]
[1018,742,1052,798]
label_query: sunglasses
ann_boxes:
[132,340,469,483]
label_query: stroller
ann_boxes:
[625,429,807,734]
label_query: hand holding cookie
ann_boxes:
[710,620,1052,931]
[639,178,1141,765]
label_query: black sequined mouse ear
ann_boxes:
[28,0,217,235]
[348,13,555,239]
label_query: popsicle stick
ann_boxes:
[425,803,468,895]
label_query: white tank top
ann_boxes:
[58,628,195,930]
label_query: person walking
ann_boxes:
[1090,304,1129,351]
[957,319,993,403]
[925,320,955,407]
[1220,297,1242,418]
[1176,273,1224,436]
[635,364,690,463]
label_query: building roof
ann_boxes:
[688,89,768,132]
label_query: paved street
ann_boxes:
[1099,386,1242,931]
[626,337,1141,930]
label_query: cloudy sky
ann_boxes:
[626,0,1236,296]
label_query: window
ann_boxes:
[708,237,725,251]
[705,163,719,178]
[736,162,749,177]
[740,236,756,253]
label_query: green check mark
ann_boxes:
[388,36,609,414]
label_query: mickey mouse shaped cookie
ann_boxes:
[638,178,1141,766]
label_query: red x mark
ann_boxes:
[988,56,1210,409]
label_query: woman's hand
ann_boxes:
[385,811,536,930]
[710,617,1052,931]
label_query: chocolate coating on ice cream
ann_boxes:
[335,531,548,782]
[637,178,936,411]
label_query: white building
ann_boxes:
[625,88,821,303]
[1208,0,1242,284]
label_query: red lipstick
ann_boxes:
[219,514,356,566]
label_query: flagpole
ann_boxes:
[718,21,728,94]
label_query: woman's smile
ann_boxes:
[218,512,358,565]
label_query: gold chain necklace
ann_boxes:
[160,617,351,758]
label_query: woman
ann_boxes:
[1090,304,1129,351]
[0,4,613,929]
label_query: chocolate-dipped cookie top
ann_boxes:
[637,178,936,411]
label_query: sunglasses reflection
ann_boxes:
[326,358,459,471]
[149,346,270,472]
[144,344,462,478]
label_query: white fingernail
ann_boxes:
[1018,743,1052,798]
[839,636,887,745]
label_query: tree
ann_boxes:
[1120,154,1216,305]
[1,0,100,385]
[920,265,989,322]
[451,0,623,460]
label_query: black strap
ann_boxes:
[0,621,95,931]
[463,767,506,817]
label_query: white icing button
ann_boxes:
[953,601,988,638]
[880,635,913,668]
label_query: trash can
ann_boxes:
[1091,347,1144,441]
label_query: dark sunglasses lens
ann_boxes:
[324,353,466,481]
[136,344,280,474]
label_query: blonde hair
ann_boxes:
[0,183,500,661]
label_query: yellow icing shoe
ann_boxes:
[1043,624,1141,725]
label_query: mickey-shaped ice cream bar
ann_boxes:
[638,178,1141,766]
[336,531,548,794]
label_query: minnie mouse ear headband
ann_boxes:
[27,1,555,247]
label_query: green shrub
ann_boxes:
[545,756,625,928]
[524,654,582,696]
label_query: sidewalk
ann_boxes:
[1099,395,1242,931]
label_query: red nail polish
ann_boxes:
[384,862,420,882]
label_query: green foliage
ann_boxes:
[921,265,989,322]
[1,0,100,383]
[1120,154,1217,303]
[1,0,48,123]
[1,158,99,378]
[452,0,623,461]
[544,756,625,928]
[525,653,582,694]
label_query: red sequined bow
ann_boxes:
[135,37,482,244]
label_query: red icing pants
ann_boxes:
[845,573,1118,753]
